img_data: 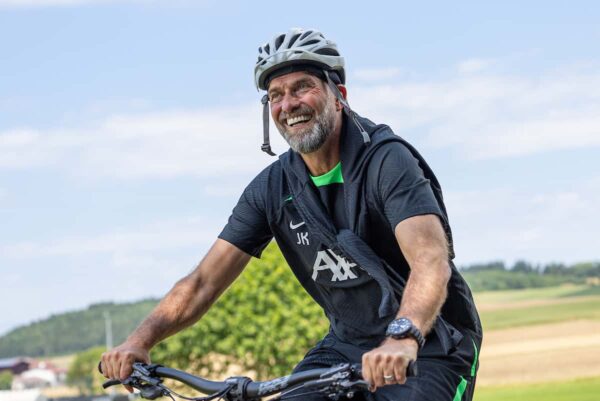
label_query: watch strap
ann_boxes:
[386,318,425,349]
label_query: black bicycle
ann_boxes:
[101,361,417,401]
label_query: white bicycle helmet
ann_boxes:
[254,28,345,91]
[255,28,369,156]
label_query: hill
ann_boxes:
[460,260,599,292]
[2,258,597,360]
[0,299,158,358]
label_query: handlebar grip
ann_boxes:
[102,379,122,389]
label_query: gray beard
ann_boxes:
[278,98,336,154]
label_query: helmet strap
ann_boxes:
[261,94,276,156]
[323,71,370,145]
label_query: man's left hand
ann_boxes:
[361,337,418,391]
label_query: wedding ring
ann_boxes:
[383,375,394,381]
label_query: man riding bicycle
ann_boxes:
[100,28,482,401]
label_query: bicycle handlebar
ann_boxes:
[100,360,417,400]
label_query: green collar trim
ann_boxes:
[310,162,344,187]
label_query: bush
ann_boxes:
[67,346,106,395]
[0,371,12,390]
[153,242,329,379]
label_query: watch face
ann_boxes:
[388,318,412,336]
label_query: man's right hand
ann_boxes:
[100,342,150,392]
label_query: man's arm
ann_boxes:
[362,214,450,390]
[100,238,251,383]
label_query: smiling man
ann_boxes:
[101,28,482,401]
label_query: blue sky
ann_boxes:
[1,0,599,336]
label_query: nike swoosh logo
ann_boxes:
[289,220,306,230]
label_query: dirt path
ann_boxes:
[477,320,600,386]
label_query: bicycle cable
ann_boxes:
[156,382,234,401]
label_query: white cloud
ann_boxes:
[446,178,600,266]
[457,58,494,74]
[0,103,286,179]
[2,61,598,181]
[1,216,221,259]
[0,214,230,334]
[350,66,600,159]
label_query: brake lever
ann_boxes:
[139,384,168,400]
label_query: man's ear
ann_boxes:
[336,85,348,111]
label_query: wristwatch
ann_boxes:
[385,318,425,349]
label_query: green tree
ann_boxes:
[67,346,105,395]
[0,371,13,390]
[153,242,329,379]
[512,260,536,273]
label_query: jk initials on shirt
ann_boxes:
[312,249,358,281]
[296,232,310,245]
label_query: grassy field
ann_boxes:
[479,296,600,330]
[475,377,600,401]
[473,284,600,401]
[474,284,600,303]
[475,284,600,330]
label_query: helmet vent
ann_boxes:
[299,30,313,40]
[288,33,301,48]
[274,35,285,50]
[264,43,270,54]
[315,48,339,56]
[302,39,319,46]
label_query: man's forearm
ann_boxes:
[101,239,250,382]
[397,257,450,336]
[393,214,452,336]
[124,239,250,351]
[125,274,213,350]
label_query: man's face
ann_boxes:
[267,71,337,154]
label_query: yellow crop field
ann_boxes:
[473,285,600,401]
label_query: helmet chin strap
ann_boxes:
[323,70,370,145]
[259,71,370,156]
[261,94,276,156]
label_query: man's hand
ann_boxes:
[100,342,150,393]
[361,337,418,391]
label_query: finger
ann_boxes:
[99,354,108,378]
[102,355,114,379]
[383,371,396,386]
[393,357,408,384]
[361,353,375,392]
[119,357,134,381]
[98,359,107,378]
[372,355,386,389]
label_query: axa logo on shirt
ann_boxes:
[312,249,359,282]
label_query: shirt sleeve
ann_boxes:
[374,142,444,230]
[218,172,273,258]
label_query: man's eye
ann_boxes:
[298,82,311,91]
[269,93,282,103]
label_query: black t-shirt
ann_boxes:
[219,141,443,344]
[220,141,442,255]
[310,162,348,230]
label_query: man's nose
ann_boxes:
[280,93,300,113]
